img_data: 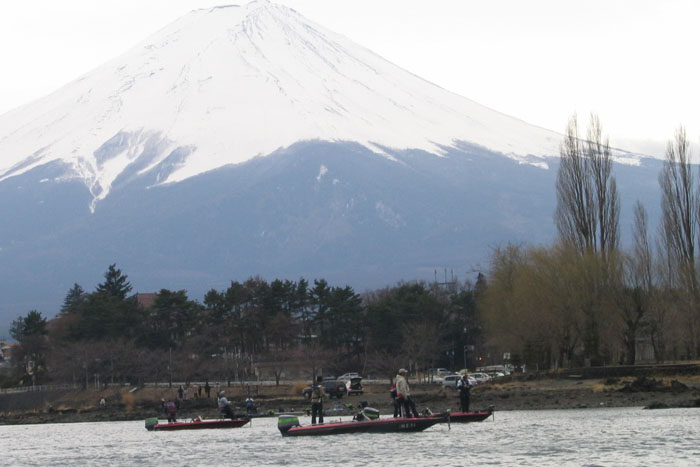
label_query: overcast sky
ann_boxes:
[1,0,698,157]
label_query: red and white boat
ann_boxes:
[278,408,446,437]
[145,417,250,431]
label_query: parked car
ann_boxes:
[338,372,361,381]
[302,380,347,399]
[428,368,452,377]
[470,372,492,384]
[441,374,461,388]
[443,374,476,388]
[345,376,364,395]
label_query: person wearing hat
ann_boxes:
[218,390,235,419]
[395,368,419,418]
[310,375,325,425]
[457,373,473,412]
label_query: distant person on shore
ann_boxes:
[310,376,325,424]
[457,374,472,412]
[178,385,184,400]
[218,391,236,419]
[205,381,211,398]
[395,368,419,418]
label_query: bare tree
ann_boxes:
[658,126,699,356]
[616,202,654,364]
[555,114,619,258]
[587,114,619,262]
[400,322,444,377]
[556,115,596,253]
[554,114,620,364]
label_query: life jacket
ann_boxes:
[166,401,177,414]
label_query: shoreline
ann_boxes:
[2,374,699,425]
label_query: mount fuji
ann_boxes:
[0,1,660,326]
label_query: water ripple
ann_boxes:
[1,408,699,466]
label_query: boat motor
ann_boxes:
[353,407,380,421]
[145,417,159,431]
[277,415,301,435]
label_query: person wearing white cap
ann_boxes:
[395,368,419,417]
[218,390,235,419]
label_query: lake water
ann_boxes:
[1,407,699,466]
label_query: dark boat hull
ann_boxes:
[283,416,444,437]
[152,418,249,431]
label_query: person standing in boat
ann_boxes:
[310,376,325,425]
[457,374,472,412]
[395,368,419,418]
[164,399,178,423]
[390,383,401,417]
[218,391,236,419]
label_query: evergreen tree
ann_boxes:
[96,264,132,300]
[9,310,49,384]
[61,283,86,313]
[10,310,48,342]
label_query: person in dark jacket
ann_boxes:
[310,376,325,424]
[457,374,472,412]
[390,384,401,417]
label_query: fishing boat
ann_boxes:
[145,416,250,431]
[429,406,494,423]
[277,408,446,437]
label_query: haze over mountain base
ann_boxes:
[0,140,662,328]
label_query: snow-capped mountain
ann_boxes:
[0,1,660,327]
[0,0,565,212]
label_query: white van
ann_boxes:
[441,374,461,388]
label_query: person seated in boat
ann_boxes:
[218,391,236,420]
[310,376,325,425]
[164,399,178,423]
[457,374,472,412]
[395,368,419,418]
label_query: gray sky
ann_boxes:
[2,0,698,157]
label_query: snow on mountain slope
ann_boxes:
[0,0,564,210]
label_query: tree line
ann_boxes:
[6,114,699,386]
[5,265,484,387]
[482,116,700,370]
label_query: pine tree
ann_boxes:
[96,264,132,300]
[61,283,86,313]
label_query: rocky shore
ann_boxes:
[2,374,699,425]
